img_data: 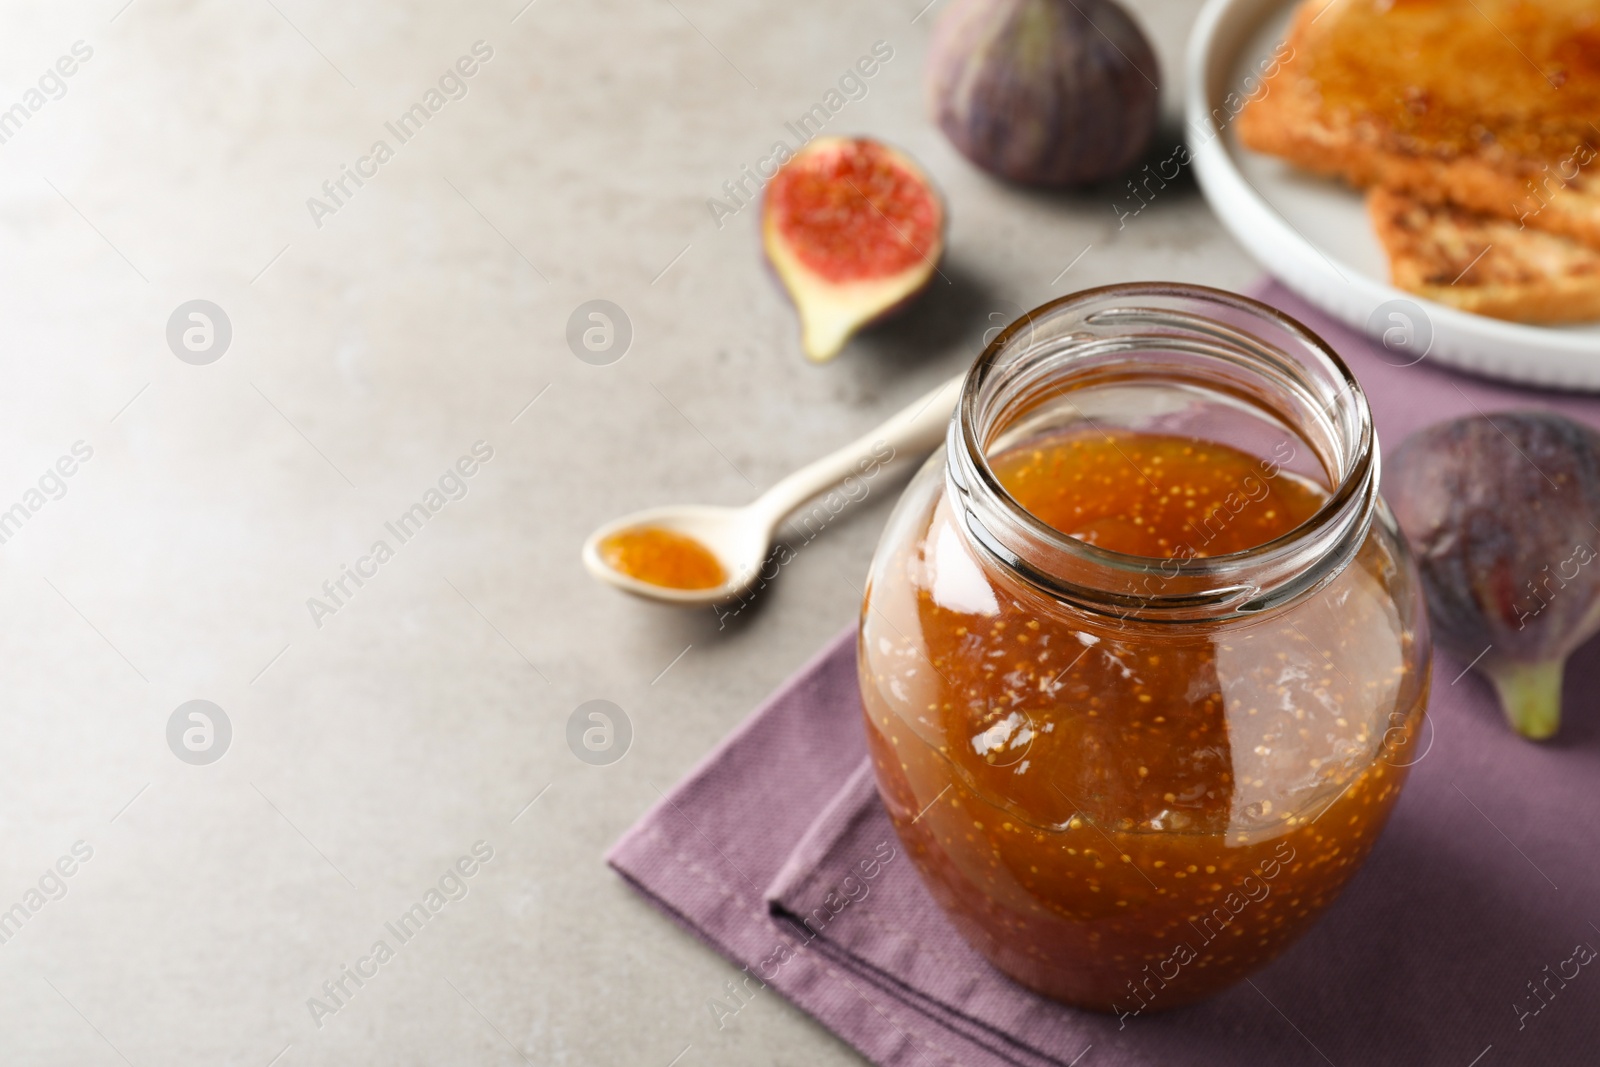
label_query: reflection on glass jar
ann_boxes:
[857,284,1430,1014]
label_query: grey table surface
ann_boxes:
[0,0,1260,1063]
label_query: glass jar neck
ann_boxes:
[945,283,1379,623]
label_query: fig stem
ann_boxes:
[1485,658,1564,740]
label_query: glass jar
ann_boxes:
[857,283,1430,1014]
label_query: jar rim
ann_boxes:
[950,282,1378,619]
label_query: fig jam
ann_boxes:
[600,526,726,590]
[857,284,1430,1013]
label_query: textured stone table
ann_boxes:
[0,0,1255,1062]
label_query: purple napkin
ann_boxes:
[608,283,1600,1066]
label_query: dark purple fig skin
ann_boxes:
[926,0,1160,187]
[1387,412,1600,738]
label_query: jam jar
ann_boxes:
[857,284,1430,1013]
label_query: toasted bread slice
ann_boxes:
[1238,0,1600,248]
[1369,187,1600,324]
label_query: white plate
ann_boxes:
[1186,0,1600,391]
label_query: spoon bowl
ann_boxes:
[581,504,773,605]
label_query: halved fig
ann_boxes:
[762,137,945,362]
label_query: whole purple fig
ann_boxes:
[925,0,1160,187]
[1387,412,1600,740]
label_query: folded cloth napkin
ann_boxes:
[608,283,1600,1067]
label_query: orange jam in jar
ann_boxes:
[858,284,1430,1012]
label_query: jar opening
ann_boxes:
[947,283,1378,621]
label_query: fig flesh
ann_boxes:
[1387,412,1600,740]
[761,137,945,362]
[926,0,1160,187]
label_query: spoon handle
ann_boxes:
[751,374,963,528]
